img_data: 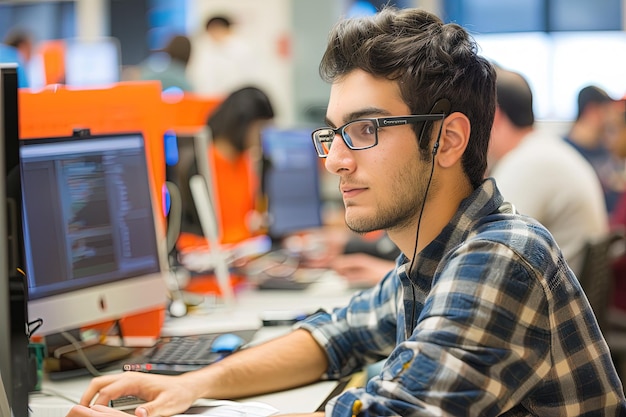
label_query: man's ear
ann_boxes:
[434,112,471,168]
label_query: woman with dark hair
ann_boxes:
[208,86,274,156]
[206,86,274,244]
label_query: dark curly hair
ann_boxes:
[319,7,495,188]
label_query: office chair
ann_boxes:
[577,229,626,387]
[577,229,625,333]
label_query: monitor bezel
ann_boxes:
[0,63,30,417]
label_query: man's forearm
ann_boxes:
[180,329,330,400]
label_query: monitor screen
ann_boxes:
[261,127,322,238]
[21,132,169,337]
[64,37,120,88]
[0,64,30,417]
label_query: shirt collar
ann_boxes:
[398,178,505,281]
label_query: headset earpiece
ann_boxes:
[418,98,451,154]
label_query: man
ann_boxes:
[565,85,626,214]
[69,8,626,417]
[489,67,608,277]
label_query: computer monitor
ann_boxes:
[164,128,234,301]
[164,129,216,239]
[261,127,322,239]
[165,128,224,247]
[21,131,169,338]
[0,64,30,417]
[64,37,121,88]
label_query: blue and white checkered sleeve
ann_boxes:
[296,271,400,379]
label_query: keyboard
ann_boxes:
[122,330,256,375]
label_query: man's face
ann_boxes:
[324,70,433,234]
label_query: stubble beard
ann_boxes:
[345,157,431,235]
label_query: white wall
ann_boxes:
[75,0,108,40]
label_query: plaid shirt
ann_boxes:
[298,178,626,416]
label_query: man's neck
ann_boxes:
[568,121,602,149]
[389,174,473,260]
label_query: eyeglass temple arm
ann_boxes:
[418,98,451,146]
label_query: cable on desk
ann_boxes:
[246,249,301,278]
[60,331,103,377]
[315,375,352,412]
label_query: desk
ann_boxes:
[162,270,353,337]
[30,377,341,416]
[29,271,356,416]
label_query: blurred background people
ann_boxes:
[488,67,608,277]
[4,28,33,68]
[603,99,626,319]
[294,228,399,288]
[139,34,193,92]
[178,86,275,251]
[1,28,33,87]
[564,85,626,214]
[187,15,259,97]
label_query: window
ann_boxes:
[443,0,622,32]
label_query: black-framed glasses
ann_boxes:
[311,114,446,158]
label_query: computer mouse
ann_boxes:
[210,333,245,353]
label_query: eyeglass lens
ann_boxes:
[315,120,377,155]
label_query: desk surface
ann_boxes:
[31,376,340,416]
[161,270,354,337]
[30,271,356,416]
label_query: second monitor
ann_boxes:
[261,126,322,239]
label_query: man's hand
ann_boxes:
[71,371,198,417]
[331,253,394,287]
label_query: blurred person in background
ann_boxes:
[177,85,275,251]
[564,85,626,214]
[187,15,259,97]
[488,67,608,277]
[1,28,33,87]
[603,99,626,320]
[294,227,399,288]
[4,28,33,67]
[139,34,193,92]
